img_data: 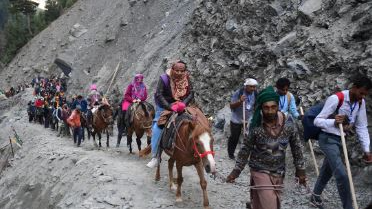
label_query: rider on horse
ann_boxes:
[146,60,194,168]
[117,74,148,147]
[87,84,102,129]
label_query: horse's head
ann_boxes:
[191,123,216,175]
[99,104,114,125]
[135,102,155,129]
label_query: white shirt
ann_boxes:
[314,90,370,152]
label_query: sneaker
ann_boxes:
[116,143,120,148]
[310,194,324,209]
[146,158,159,168]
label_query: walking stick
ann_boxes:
[243,101,246,137]
[339,123,358,209]
[300,107,319,176]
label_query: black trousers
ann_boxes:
[227,121,243,156]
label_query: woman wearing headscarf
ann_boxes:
[146,60,194,168]
[117,74,148,147]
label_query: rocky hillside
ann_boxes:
[0,0,372,208]
[1,0,372,114]
[181,0,372,113]
[0,0,196,104]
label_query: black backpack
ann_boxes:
[302,92,344,142]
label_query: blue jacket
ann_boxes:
[71,99,88,113]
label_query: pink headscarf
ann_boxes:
[131,74,146,99]
[90,84,97,91]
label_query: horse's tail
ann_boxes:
[139,144,151,158]
[139,102,149,117]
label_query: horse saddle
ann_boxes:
[159,112,193,153]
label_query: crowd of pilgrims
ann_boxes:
[9,61,372,209]
[26,76,77,138]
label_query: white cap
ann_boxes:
[244,78,258,86]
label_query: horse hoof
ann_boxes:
[175,197,182,203]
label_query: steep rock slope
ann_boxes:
[0,0,196,103]
[181,0,372,114]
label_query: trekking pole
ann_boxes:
[242,101,246,137]
[339,124,358,209]
[300,106,319,176]
[106,61,121,95]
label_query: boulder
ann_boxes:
[69,23,88,38]
[225,18,238,32]
[299,0,322,16]
[287,60,312,76]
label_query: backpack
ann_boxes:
[302,92,344,142]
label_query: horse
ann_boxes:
[155,107,216,209]
[35,107,44,124]
[80,113,90,141]
[90,104,114,147]
[126,102,155,153]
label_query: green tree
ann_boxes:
[44,0,60,23]
[0,0,10,29]
[31,11,47,33]
[1,14,29,63]
[9,0,38,35]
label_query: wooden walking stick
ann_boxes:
[339,123,358,209]
[300,106,320,176]
[243,101,246,137]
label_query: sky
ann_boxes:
[31,0,46,10]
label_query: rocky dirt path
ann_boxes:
[0,98,371,209]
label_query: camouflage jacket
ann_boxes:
[234,118,305,177]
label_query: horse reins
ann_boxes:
[171,115,215,159]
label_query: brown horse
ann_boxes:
[127,102,155,153]
[155,108,216,209]
[90,104,114,147]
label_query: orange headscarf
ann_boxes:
[169,62,190,101]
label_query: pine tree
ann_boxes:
[9,0,38,35]
[44,0,61,23]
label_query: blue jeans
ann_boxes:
[73,127,83,146]
[313,132,353,209]
[151,105,164,158]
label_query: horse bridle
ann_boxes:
[192,133,215,159]
[172,117,215,159]
[98,106,112,124]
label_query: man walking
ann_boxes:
[226,86,307,209]
[310,76,372,209]
[227,78,258,159]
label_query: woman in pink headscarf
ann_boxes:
[122,74,148,111]
[117,74,148,142]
